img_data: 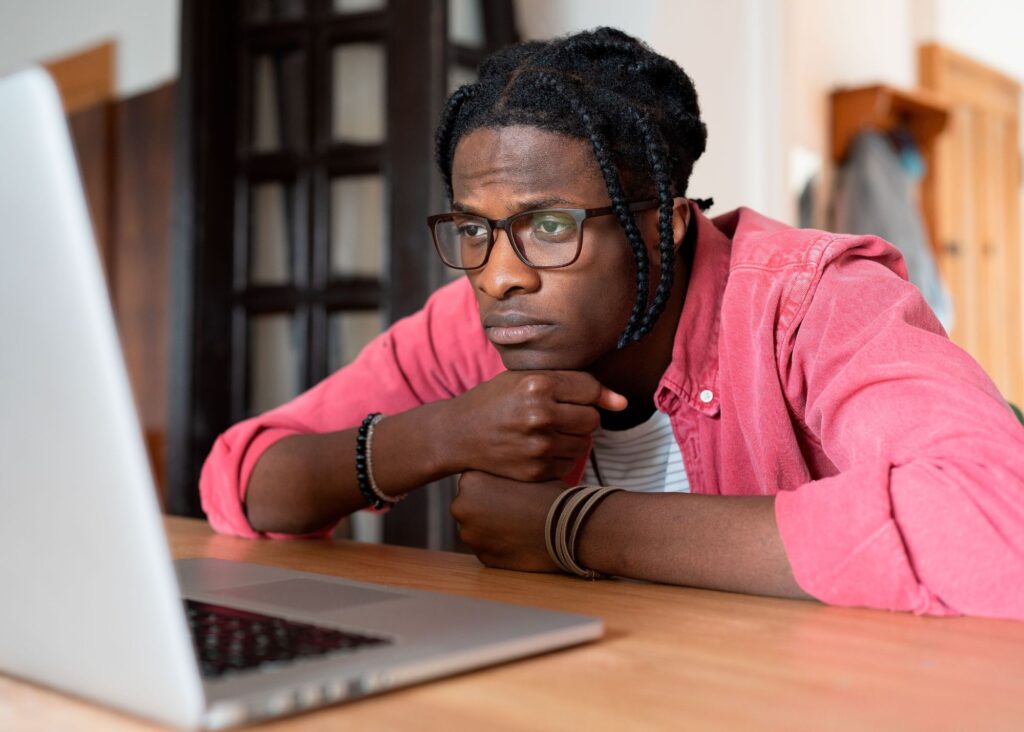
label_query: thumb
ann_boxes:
[595,386,628,412]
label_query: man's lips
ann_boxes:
[483,312,555,346]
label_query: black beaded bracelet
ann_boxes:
[356,412,392,509]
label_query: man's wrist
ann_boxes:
[420,399,469,478]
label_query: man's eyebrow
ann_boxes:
[451,196,580,215]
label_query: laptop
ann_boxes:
[0,67,602,729]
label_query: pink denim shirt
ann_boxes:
[200,204,1024,620]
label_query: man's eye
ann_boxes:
[531,214,575,239]
[457,223,487,238]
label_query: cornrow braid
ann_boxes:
[633,110,677,341]
[433,26,710,347]
[559,33,643,60]
[529,71,651,345]
[434,83,478,201]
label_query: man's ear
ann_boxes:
[641,197,691,268]
[672,197,690,251]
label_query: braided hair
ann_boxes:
[435,27,710,347]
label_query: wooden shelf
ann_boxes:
[829,84,951,162]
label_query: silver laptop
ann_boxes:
[0,67,602,730]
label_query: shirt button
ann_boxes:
[699,389,714,404]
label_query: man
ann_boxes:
[201,28,1024,619]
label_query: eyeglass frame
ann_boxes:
[426,199,660,271]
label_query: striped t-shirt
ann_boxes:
[580,409,690,493]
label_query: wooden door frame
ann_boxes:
[168,0,239,517]
[919,42,1023,406]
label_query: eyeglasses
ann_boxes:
[426,200,659,270]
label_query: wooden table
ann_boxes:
[3,517,1024,731]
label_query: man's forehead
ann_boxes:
[451,126,602,197]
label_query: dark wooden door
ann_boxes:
[169,0,516,548]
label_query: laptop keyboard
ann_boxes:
[185,599,391,678]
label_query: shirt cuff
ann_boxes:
[202,426,338,540]
[774,461,958,616]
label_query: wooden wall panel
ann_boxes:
[67,83,176,502]
[114,84,176,498]
[67,104,116,285]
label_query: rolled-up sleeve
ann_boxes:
[774,245,1024,619]
[198,278,502,538]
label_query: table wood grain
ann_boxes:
[2,516,1023,731]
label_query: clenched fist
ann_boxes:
[440,370,627,481]
[450,471,567,572]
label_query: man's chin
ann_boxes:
[496,346,588,372]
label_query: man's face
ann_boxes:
[450,126,639,372]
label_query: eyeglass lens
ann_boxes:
[433,210,581,269]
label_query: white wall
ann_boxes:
[931,0,1024,81]
[516,0,657,48]
[517,0,1023,228]
[0,0,179,96]
[516,0,787,221]
[781,0,920,224]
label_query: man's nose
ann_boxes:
[473,228,541,300]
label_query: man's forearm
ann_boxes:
[576,492,813,600]
[245,401,456,535]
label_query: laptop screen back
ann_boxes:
[0,67,205,729]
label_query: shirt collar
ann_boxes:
[655,200,733,417]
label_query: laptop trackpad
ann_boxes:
[215,578,403,614]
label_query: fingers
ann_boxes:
[522,371,628,410]
[550,403,602,435]
[516,457,578,483]
[519,403,598,438]
[544,432,592,459]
